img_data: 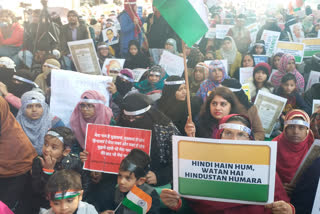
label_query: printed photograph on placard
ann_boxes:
[102,26,119,46]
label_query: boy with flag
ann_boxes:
[101,149,160,214]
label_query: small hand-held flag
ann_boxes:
[122,185,152,214]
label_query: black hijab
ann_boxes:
[123,40,150,69]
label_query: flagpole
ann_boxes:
[182,40,192,122]
[113,201,122,213]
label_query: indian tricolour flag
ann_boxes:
[122,185,152,214]
[153,0,209,47]
[176,140,276,203]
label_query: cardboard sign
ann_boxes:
[149,48,164,65]
[253,55,268,65]
[84,124,152,174]
[172,136,277,205]
[101,58,125,78]
[260,30,281,57]
[275,41,305,64]
[68,39,102,75]
[50,70,112,126]
[313,100,320,114]
[239,67,254,84]
[289,23,305,43]
[246,23,259,43]
[159,50,184,77]
[302,38,320,58]
[205,28,216,39]
[242,83,251,101]
[306,71,320,90]
[102,26,119,46]
[254,91,287,138]
[132,68,147,82]
[216,25,233,39]
[291,140,320,186]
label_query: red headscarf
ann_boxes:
[70,90,113,149]
[124,0,142,37]
[185,113,289,213]
[273,109,314,184]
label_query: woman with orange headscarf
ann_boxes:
[273,109,314,194]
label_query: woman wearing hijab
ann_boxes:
[119,93,180,187]
[164,38,179,55]
[123,40,150,69]
[215,36,242,77]
[134,65,168,95]
[70,90,114,149]
[156,76,202,135]
[189,62,208,97]
[34,58,61,93]
[310,109,320,139]
[270,53,305,93]
[196,60,229,102]
[118,0,142,58]
[97,42,114,68]
[0,97,37,214]
[273,109,314,194]
[16,90,64,154]
[162,114,294,214]
[221,78,265,140]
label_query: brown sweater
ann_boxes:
[0,97,37,178]
[248,105,265,141]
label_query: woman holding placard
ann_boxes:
[273,109,314,195]
[233,53,255,81]
[162,114,294,213]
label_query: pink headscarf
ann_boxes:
[270,53,305,93]
[70,90,113,148]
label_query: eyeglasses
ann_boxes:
[79,103,95,110]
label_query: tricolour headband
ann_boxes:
[54,190,81,200]
[219,123,252,135]
[13,75,39,88]
[124,105,151,116]
[164,80,185,85]
[47,131,64,143]
[228,87,242,92]
[79,99,105,105]
[118,74,134,82]
[284,120,310,128]
[254,43,265,47]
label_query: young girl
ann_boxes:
[215,36,242,77]
[250,40,266,55]
[246,62,274,102]
[196,60,229,101]
[271,53,305,93]
[16,90,64,154]
[271,52,284,70]
[31,127,90,212]
[123,40,150,69]
[97,42,114,68]
[275,73,311,117]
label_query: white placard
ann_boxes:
[268,69,278,81]
[68,39,102,75]
[313,100,320,114]
[318,30,320,38]
[205,28,216,39]
[289,22,305,43]
[50,70,112,126]
[246,23,259,43]
[101,58,125,77]
[275,41,305,64]
[306,71,320,90]
[254,90,287,138]
[132,68,147,82]
[159,50,184,77]
[239,67,254,84]
[102,26,119,46]
[260,30,281,57]
[216,25,233,39]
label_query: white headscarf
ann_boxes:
[220,36,238,65]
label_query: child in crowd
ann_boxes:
[44,169,98,214]
[275,73,311,118]
[80,149,160,214]
[31,127,90,213]
[250,40,266,55]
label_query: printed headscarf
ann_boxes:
[70,90,113,148]
[16,91,52,154]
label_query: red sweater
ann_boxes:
[0,23,24,47]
